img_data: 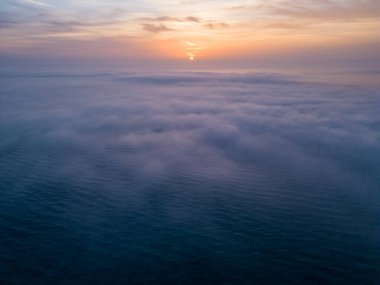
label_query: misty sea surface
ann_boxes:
[0,67,379,285]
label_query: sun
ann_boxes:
[189,56,194,61]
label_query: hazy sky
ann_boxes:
[1,0,380,67]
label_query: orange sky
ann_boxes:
[1,0,380,66]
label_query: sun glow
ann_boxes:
[186,40,200,62]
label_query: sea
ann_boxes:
[0,65,379,284]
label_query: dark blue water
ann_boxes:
[1,71,379,284]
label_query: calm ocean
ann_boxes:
[1,69,379,284]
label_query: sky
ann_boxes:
[1,0,380,68]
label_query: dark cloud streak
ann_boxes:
[142,23,175,33]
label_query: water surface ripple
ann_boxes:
[0,72,379,284]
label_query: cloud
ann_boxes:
[140,16,182,22]
[1,68,379,285]
[0,0,129,36]
[139,16,201,23]
[1,71,379,186]
[203,22,229,29]
[142,23,174,33]
[263,22,312,30]
[184,16,201,22]
[264,0,380,21]
[23,0,48,7]
[114,72,298,85]
[1,0,379,64]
